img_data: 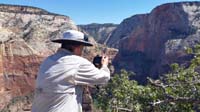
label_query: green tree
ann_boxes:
[94,45,200,112]
[94,70,157,112]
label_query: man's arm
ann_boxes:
[73,56,110,85]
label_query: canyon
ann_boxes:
[1,1,200,111]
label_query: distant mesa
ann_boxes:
[78,23,118,44]
[0,4,65,16]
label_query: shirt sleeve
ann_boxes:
[74,58,110,85]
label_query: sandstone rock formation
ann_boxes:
[0,4,77,111]
[79,23,117,44]
[107,2,200,81]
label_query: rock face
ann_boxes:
[107,2,200,81]
[0,4,78,111]
[0,4,78,55]
[79,23,118,44]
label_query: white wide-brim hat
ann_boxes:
[51,30,93,46]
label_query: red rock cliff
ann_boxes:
[107,2,200,81]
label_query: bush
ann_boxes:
[94,45,200,112]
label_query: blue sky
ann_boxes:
[0,0,197,25]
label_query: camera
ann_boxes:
[92,55,102,68]
[93,54,115,73]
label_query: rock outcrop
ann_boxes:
[79,23,117,44]
[0,4,78,111]
[107,2,200,81]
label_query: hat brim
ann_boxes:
[51,39,93,46]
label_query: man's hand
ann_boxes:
[101,55,109,67]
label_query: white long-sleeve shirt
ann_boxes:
[31,48,110,112]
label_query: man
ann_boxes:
[31,30,110,112]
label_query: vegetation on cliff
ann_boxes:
[94,45,200,112]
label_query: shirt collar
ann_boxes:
[57,48,74,55]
